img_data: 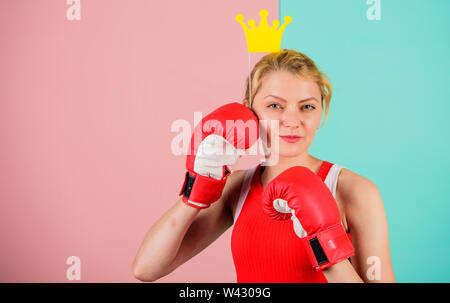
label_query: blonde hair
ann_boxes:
[243,49,333,128]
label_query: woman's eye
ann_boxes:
[302,104,316,111]
[268,103,281,109]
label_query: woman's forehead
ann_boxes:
[259,72,321,99]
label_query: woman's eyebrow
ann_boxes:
[265,94,319,103]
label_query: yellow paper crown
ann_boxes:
[236,9,292,53]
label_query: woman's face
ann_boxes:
[249,70,323,158]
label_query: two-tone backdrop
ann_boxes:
[0,0,449,282]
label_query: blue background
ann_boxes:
[279,0,450,282]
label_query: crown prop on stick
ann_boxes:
[235,9,292,107]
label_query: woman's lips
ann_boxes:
[280,135,302,143]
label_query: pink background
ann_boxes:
[0,1,276,282]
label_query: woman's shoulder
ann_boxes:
[227,168,249,183]
[336,167,383,213]
[222,168,249,212]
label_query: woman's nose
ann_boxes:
[282,120,300,128]
[281,106,301,128]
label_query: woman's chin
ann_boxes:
[277,144,305,158]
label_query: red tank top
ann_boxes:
[231,161,351,283]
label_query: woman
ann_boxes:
[132,49,395,283]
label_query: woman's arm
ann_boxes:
[324,171,395,283]
[322,259,363,282]
[132,198,200,282]
[132,170,245,282]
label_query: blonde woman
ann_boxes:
[132,49,395,283]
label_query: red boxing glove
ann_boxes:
[262,166,354,270]
[179,103,259,209]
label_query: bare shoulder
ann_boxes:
[337,168,385,229]
[192,168,248,233]
[337,168,381,204]
[221,169,248,216]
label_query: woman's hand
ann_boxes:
[179,102,259,209]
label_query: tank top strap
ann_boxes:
[323,163,346,198]
[233,165,259,225]
[317,161,334,181]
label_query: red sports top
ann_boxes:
[231,161,351,283]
